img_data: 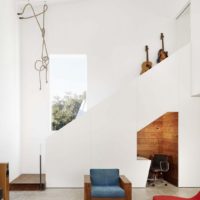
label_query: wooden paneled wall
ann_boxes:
[137,112,178,186]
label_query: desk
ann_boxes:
[137,156,150,160]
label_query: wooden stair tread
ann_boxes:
[10,174,46,191]
[11,174,45,184]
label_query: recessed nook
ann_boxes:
[137,112,178,186]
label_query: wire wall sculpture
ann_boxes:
[18,2,49,90]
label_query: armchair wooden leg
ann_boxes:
[119,175,132,200]
[84,175,91,200]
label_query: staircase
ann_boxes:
[45,44,200,187]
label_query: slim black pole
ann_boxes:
[39,154,42,190]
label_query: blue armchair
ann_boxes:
[84,169,132,200]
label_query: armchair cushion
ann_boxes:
[90,169,119,186]
[91,186,125,198]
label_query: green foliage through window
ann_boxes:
[52,92,86,131]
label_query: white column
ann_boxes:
[191,0,200,96]
[0,0,21,181]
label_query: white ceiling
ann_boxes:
[17,0,189,18]
[17,0,79,6]
[134,0,189,18]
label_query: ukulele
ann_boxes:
[157,33,168,63]
[140,45,152,75]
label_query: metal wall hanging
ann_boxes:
[18,2,49,90]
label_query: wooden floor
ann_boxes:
[10,174,46,191]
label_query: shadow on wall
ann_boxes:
[137,112,178,186]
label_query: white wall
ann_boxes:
[20,0,177,174]
[191,0,200,96]
[0,0,21,181]
[47,0,178,108]
[175,5,191,50]
[174,0,200,97]
[174,8,196,186]
[179,45,200,187]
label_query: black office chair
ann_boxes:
[0,187,2,200]
[148,154,169,186]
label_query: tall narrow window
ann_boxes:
[50,55,87,131]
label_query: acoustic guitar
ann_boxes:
[157,33,168,63]
[140,45,152,75]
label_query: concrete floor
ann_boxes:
[10,184,200,200]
